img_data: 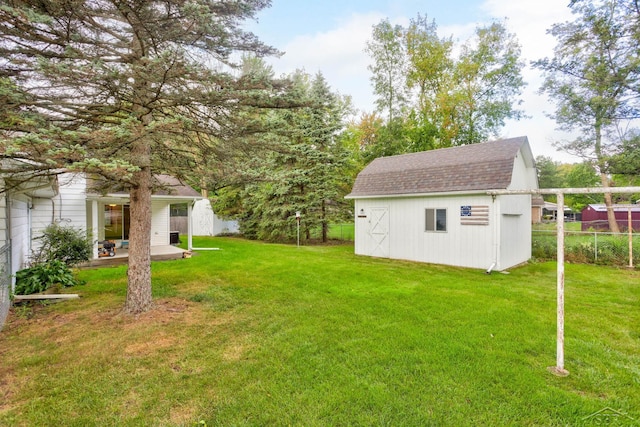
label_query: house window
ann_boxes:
[426,208,447,232]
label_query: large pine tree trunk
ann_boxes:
[124,139,153,314]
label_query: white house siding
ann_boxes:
[9,194,31,276]
[0,193,7,247]
[355,194,499,270]
[31,173,87,253]
[56,173,88,227]
[151,200,170,246]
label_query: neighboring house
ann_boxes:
[2,172,202,275]
[345,136,538,271]
[531,195,545,224]
[174,199,239,236]
[542,201,577,222]
[581,204,640,231]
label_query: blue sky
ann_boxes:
[246,0,579,162]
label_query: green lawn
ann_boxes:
[1,237,638,426]
[327,223,354,241]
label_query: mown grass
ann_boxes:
[1,237,639,426]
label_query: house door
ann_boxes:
[368,207,389,258]
[104,204,130,240]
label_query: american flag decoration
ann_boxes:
[460,205,489,225]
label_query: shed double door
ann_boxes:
[367,207,389,258]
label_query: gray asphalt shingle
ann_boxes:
[347,136,528,197]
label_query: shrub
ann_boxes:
[14,260,83,295]
[31,223,92,267]
[531,236,556,260]
[565,241,595,264]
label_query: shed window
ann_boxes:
[426,208,447,232]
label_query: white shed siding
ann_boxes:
[151,201,169,246]
[498,194,531,270]
[508,151,537,190]
[355,194,500,269]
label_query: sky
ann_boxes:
[243,0,581,163]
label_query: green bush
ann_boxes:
[14,260,83,295]
[565,241,595,264]
[32,223,92,267]
[531,236,556,260]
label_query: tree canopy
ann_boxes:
[361,15,526,157]
[212,70,353,243]
[535,0,640,232]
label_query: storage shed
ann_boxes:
[346,137,538,271]
[581,204,640,231]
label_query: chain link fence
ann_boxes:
[533,230,640,267]
[0,243,11,330]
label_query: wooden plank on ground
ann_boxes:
[13,294,80,301]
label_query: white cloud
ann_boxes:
[265,2,581,162]
[265,12,385,114]
[480,0,579,162]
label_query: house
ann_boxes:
[531,195,545,224]
[1,172,59,289]
[581,204,640,231]
[172,199,240,236]
[345,136,538,271]
[542,201,577,222]
[2,172,202,275]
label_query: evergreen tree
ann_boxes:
[0,0,286,313]
[214,71,352,243]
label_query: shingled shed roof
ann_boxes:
[347,136,532,198]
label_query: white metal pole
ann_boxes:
[296,211,300,248]
[551,192,569,376]
[187,200,193,251]
[485,187,640,377]
[629,208,633,269]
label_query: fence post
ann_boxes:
[629,208,633,269]
[550,192,569,376]
[594,232,597,263]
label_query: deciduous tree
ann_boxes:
[535,0,640,232]
[365,16,526,152]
